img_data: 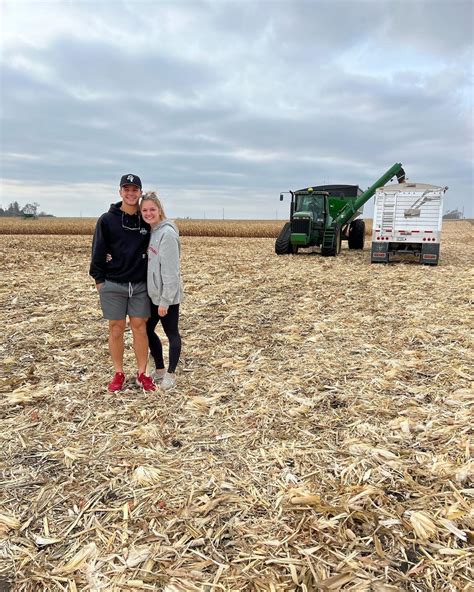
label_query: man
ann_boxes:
[90,174,156,392]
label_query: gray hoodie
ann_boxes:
[147,219,183,307]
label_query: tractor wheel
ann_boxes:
[348,219,365,250]
[275,222,293,255]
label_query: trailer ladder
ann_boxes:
[381,192,397,230]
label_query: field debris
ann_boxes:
[0,220,473,590]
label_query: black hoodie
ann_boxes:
[89,202,151,284]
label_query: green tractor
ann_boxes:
[275,162,406,256]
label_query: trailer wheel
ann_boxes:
[348,219,365,250]
[275,222,293,255]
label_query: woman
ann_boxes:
[140,192,183,390]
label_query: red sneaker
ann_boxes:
[108,372,126,392]
[136,373,156,392]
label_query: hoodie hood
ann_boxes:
[109,202,123,215]
[109,202,142,217]
[152,218,179,234]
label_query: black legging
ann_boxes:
[146,303,181,373]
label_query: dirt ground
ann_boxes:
[0,221,472,591]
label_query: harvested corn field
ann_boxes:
[0,221,473,591]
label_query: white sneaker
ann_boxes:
[161,373,176,390]
[151,369,166,383]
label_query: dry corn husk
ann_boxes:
[408,511,438,540]
[319,572,355,589]
[289,493,322,506]
[0,513,20,532]
[125,545,153,567]
[437,517,468,541]
[4,385,53,405]
[33,535,62,547]
[131,466,161,485]
[52,542,97,574]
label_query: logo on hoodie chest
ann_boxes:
[148,245,158,256]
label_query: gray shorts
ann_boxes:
[99,280,150,321]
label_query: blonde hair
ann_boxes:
[140,191,166,220]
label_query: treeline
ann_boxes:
[0,201,51,217]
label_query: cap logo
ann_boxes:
[127,175,134,182]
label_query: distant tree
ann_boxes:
[22,202,40,217]
[7,201,21,216]
[0,201,51,217]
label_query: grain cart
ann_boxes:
[371,182,448,265]
[275,163,406,256]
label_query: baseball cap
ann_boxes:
[120,174,142,189]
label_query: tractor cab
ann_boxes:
[294,191,326,223]
[290,190,328,248]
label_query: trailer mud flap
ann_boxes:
[371,242,388,263]
[421,243,440,266]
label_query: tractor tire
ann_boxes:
[348,219,365,250]
[275,222,293,255]
[321,226,342,257]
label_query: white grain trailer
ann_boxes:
[371,182,448,266]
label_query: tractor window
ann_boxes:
[296,195,324,218]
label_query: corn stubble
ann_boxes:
[0,221,472,590]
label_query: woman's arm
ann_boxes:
[158,232,181,310]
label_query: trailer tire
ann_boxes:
[275,222,293,255]
[348,219,365,250]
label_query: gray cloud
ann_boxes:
[1,0,472,218]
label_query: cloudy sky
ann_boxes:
[1,0,472,219]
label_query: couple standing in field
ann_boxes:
[89,174,183,393]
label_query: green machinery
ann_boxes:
[275,163,406,256]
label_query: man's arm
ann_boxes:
[89,217,108,286]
